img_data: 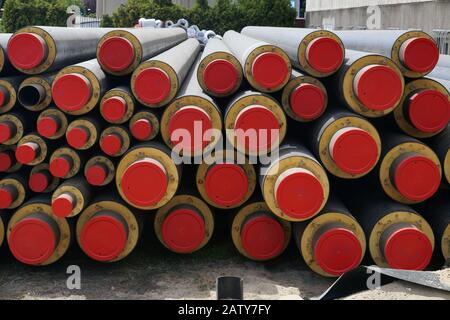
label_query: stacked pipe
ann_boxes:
[0,24,448,279]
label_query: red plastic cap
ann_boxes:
[329,127,379,175]
[0,187,13,208]
[203,59,238,95]
[101,96,127,122]
[29,172,49,193]
[66,127,89,149]
[400,37,439,73]
[0,87,8,107]
[306,37,344,74]
[251,52,289,89]
[52,193,75,218]
[234,105,280,153]
[134,67,171,105]
[0,151,13,172]
[275,168,325,220]
[52,73,92,112]
[168,106,213,153]
[98,36,135,72]
[314,228,362,276]
[85,165,107,186]
[241,215,285,260]
[161,208,205,253]
[50,157,72,178]
[0,122,13,143]
[121,158,168,207]
[131,119,153,141]
[80,214,128,261]
[384,227,432,270]
[100,133,123,156]
[408,90,450,133]
[290,83,326,120]
[16,142,39,164]
[8,33,47,70]
[354,65,403,111]
[8,217,56,265]
[394,155,441,201]
[37,116,59,138]
[205,164,249,207]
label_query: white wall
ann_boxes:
[306,0,434,12]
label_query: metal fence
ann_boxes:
[433,30,450,55]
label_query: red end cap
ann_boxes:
[67,127,89,149]
[290,83,326,120]
[275,168,324,220]
[131,119,153,141]
[0,187,13,208]
[49,157,71,178]
[161,208,205,253]
[80,214,128,261]
[29,172,49,193]
[8,217,56,265]
[314,228,362,276]
[52,73,92,112]
[354,65,403,111]
[121,158,168,207]
[330,127,379,175]
[134,68,171,105]
[85,165,107,186]
[8,33,47,70]
[203,59,238,95]
[100,134,123,156]
[0,122,13,143]
[306,37,344,74]
[98,36,135,72]
[234,105,280,153]
[251,52,289,89]
[0,151,13,172]
[205,164,249,207]
[384,227,433,270]
[101,96,127,122]
[168,106,213,153]
[51,193,75,218]
[408,90,450,133]
[241,215,285,260]
[0,87,8,107]
[16,142,39,164]
[401,37,439,73]
[394,155,441,201]
[37,116,59,138]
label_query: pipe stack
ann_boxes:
[0,24,448,278]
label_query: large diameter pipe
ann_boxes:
[154,194,214,254]
[293,196,366,277]
[259,143,330,222]
[131,38,200,108]
[161,55,222,157]
[281,69,328,122]
[241,26,344,78]
[52,59,111,115]
[76,195,144,262]
[0,33,16,76]
[196,150,256,209]
[429,125,450,187]
[330,49,404,118]
[7,196,72,266]
[223,30,291,93]
[232,201,291,261]
[308,108,381,179]
[97,28,187,76]
[379,131,441,204]
[7,26,113,74]
[18,73,56,112]
[333,29,439,78]
[394,78,450,138]
[197,37,243,97]
[116,142,182,210]
[51,176,91,218]
[428,66,450,82]
[224,91,286,156]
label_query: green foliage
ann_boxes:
[108,0,296,35]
